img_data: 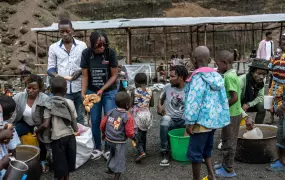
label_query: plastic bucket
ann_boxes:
[168,128,190,162]
[264,95,273,110]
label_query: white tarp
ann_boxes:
[32,14,285,32]
[122,64,152,89]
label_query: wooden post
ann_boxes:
[212,25,216,59]
[251,24,255,50]
[45,32,48,55]
[239,26,242,60]
[126,28,132,64]
[261,23,264,40]
[190,26,193,53]
[36,32,39,73]
[188,26,193,54]
[280,22,283,41]
[204,25,207,46]
[163,27,168,78]
[196,26,200,46]
[243,24,247,59]
[84,30,87,44]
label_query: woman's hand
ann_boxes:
[81,92,86,101]
[97,89,103,97]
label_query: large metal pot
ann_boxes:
[15,145,41,180]
[235,124,278,164]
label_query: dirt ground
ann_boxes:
[41,91,284,180]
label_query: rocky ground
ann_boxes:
[41,91,284,180]
[0,0,79,80]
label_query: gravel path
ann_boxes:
[41,91,284,180]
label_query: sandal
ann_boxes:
[41,161,49,174]
[266,160,285,172]
[91,149,102,160]
[102,151,110,160]
[215,167,237,178]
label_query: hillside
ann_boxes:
[0,0,284,81]
[0,0,79,79]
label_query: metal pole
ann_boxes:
[84,30,87,44]
[190,26,193,53]
[196,26,199,46]
[280,22,283,42]
[243,24,247,58]
[36,32,39,73]
[251,24,255,50]
[204,25,207,46]
[126,28,132,64]
[261,23,264,40]
[163,27,168,78]
[212,25,216,59]
[45,32,48,56]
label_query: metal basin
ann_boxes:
[4,159,28,180]
[15,145,41,180]
[235,124,278,164]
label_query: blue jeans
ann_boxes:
[87,89,117,149]
[160,115,185,153]
[65,91,85,125]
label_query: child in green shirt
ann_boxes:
[214,50,253,177]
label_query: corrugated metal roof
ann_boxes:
[31,14,285,32]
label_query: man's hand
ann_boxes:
[276,106,285,117]
[245,116,254,130]
[157,105,165,116]
[0,154,10,170]
[71,70,82,81]
[186,124,194,135]
[242,104,249,111]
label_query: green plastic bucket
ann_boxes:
[168,128,190,162]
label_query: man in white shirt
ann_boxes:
[47,19,87,125]
[257,32,274,61]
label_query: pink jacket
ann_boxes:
[257,39,274,59]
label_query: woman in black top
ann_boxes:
[81,31,118,158]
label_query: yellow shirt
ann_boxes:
[192,124,212,133]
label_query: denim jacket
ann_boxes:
[184,70,230,129]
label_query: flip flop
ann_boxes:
[91,149,102,160]
[91,153,101,160]
[266,160,285,172]
[202,176,208,180]
[41,161,49,174]
[214,163,222,169]
[102,151,110,160]
[215,167,237,178]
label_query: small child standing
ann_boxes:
[0,96,21,178]
[184,46,230,180]
[130,73,154,162]
[100,91,135,180]
[214,50,253,177]
[35,77,78,180]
